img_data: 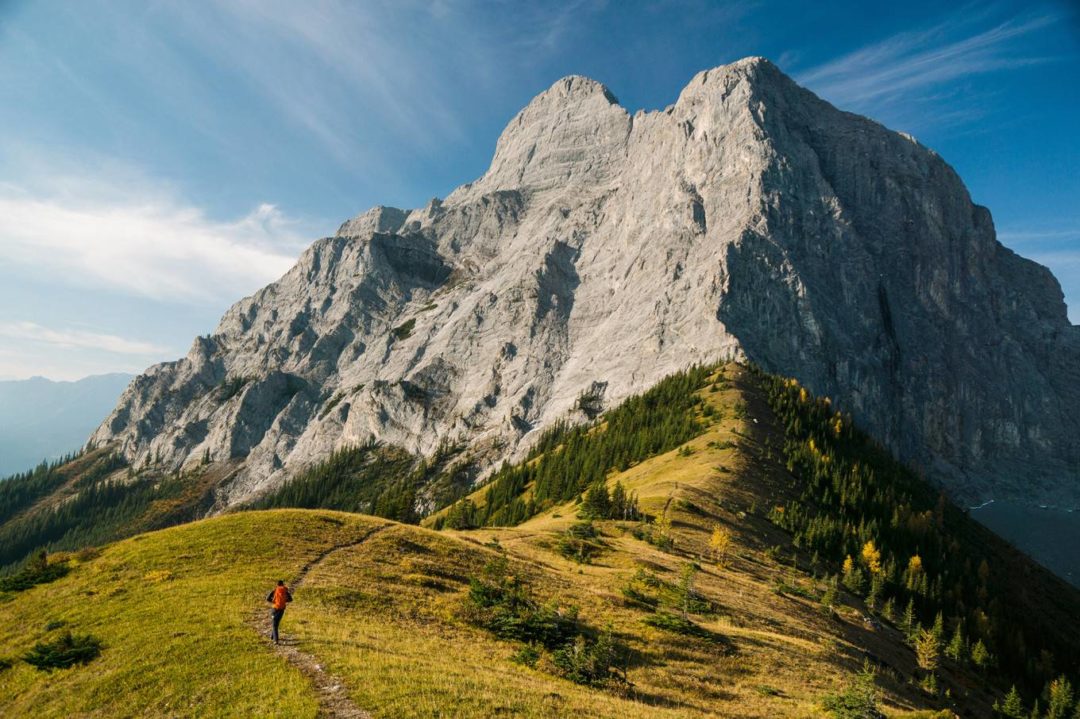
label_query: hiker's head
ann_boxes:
[277,580,284,586]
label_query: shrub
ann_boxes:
[463,559,626,687]
[23,631,102,671]
[0,550,70,593]
[643,611,714,639]
[511,644,541,667]
[557,521,605,564]
[551,629,621,686]
[822,661,881,718]
[463,559,578,648]
[391,319,416,340]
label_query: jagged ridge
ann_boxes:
[90,57,1080,511]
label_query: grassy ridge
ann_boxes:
[2,363,1078,717]
[464,364,714,526]
[0,510,383,717]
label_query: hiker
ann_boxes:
[266,579,293,644]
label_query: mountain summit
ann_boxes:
[92,57,1080,510]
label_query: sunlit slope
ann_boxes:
[4,364,1074,717]
[0,510,376,717]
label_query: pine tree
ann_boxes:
[971,639,991,671]
[1046,675,1074,719]
[901,598,917,637]
[675,563,698,619]
[998,685,1024,718]
[610,481,628,520]
[865,573,884,611]
[842,554,864,594]
[580,482,611,519]
[945,623,965,663]
[821,574,839,609]
[931,612,945,644]
[880,597,896,623]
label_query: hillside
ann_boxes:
[0,373,132,477]
[2,364,1076,717]
[85,57,1078,524]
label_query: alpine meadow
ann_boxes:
[2,3,1079,718]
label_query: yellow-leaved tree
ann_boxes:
[709,524,731,567]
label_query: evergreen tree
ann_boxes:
[1046,675,1074,719]
[901,598,917,638]
[931,611,945,644]
[580,482,611,519]
[609,481,629,520]
[997,685,1024,718]
[945,623,965,663]
[971,639,991,671]
[841,555,865,594]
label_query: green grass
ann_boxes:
[1,363,1061,718]
[0,510,385,717]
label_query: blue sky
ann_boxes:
[0,0,1077,380]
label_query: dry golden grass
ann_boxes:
[0,364,951,717]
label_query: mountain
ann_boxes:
[89,57,1079,516]
[0,374,133,477]
[5,365,1077,717]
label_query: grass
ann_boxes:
[0,364,1014,717]
[0,511,383,717]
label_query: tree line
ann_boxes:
[752,366,1080,710]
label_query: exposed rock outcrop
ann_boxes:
[91,58,1080,509]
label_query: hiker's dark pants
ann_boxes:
[271,608,285,642]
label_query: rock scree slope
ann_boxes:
[90,57,1080,510]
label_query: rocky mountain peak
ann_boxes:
[470,74,630,195]
[92,58,1080,513]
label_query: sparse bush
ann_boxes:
[822,661,881,718]
[464,560,578,648]
[0,550,70,593]
[643,611,713,639]
[23,630,102,671]
[391,318,416,340]
[511,644,541,667]
[463,558,625,687]
[551,629,622,686]
[557,521,605,563]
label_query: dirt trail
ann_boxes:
[250,523,394,719]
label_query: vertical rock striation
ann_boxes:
[91,58,1080,509]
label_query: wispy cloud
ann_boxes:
[151,0,591,168]
[0,171,312,304]
[998,228,1080,246]
[796,5,1059,128]
[0,322,170,356]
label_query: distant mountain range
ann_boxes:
[0,374,132,476]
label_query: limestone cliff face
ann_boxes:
[91,58,1080,508]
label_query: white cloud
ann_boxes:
[795,7,1058,126]
[0,322,170,356]
[0,176,312,303]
